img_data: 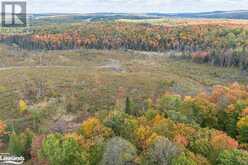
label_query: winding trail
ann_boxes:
[0,66,80,71]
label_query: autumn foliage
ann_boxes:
[2,22,248,70]
[1,82,247,164]
[0,120,6,136]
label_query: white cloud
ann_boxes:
[27,0,248,13]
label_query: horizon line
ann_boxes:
[29,9,248,15]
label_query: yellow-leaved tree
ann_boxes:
[19,99,27,113]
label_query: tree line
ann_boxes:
[1,22,248,70]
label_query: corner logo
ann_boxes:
[0,153,25,164]
[1,1,27,27]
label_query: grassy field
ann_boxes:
[1,44,248,128]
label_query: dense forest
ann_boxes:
[1,22,248,70]
[1,83,248,164]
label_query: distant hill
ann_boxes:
[2,10,248,27]
[30,10,248,24]
[32,13,159,22]
[148,10,248,19]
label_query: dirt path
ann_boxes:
[0,66,80,71]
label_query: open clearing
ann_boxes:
[1,45,248,122]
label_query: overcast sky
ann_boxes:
[18,0,248,13]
